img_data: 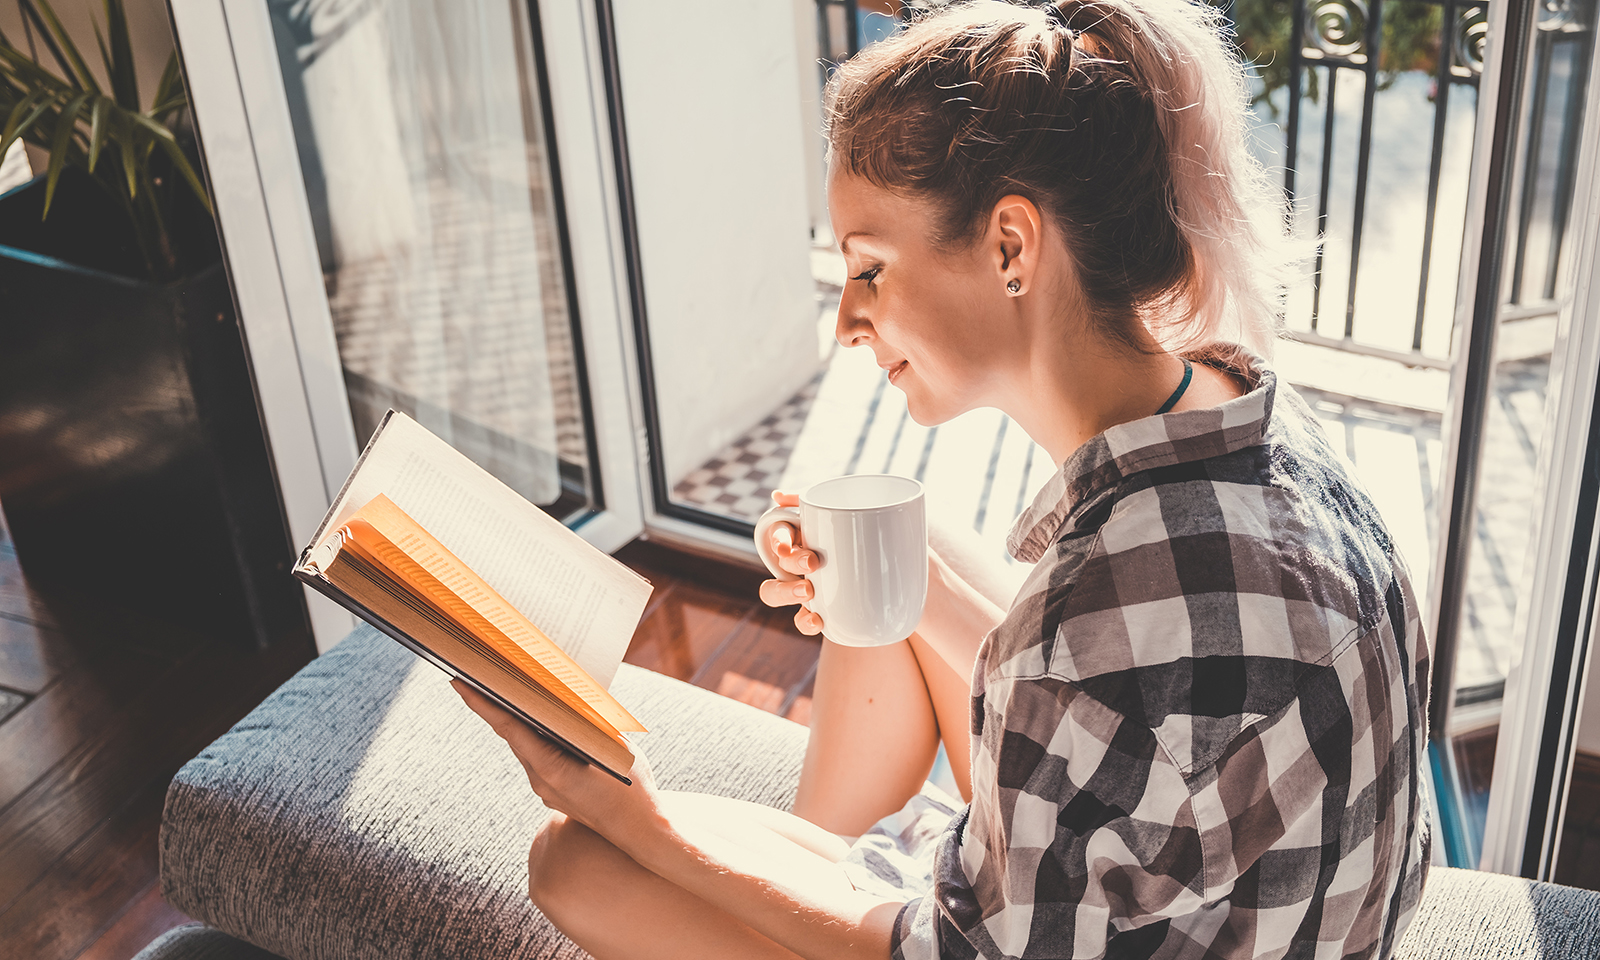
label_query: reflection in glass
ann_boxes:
[268,0,593,514]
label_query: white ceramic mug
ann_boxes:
[754,474,927,647]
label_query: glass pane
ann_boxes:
[1422,0,1594,864]
[267,0,597,520]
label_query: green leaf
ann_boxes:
[14,0,77,86]
[0,45,74,91]
[152,53,181,113]
[42,90,90,217]
[87,95,108,172]
[2,89,46,146]
[0,90,56,159]
[129,112,178,142]
[92,18,116,100]
[102,0,138,111]
[34,0,102,96]
[149,94,187,120]
[118,112,136,197]
[152,132,211,215]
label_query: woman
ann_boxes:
[453,1,1432,957]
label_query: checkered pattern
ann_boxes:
[670,376,823,519]
[887,350,1432,960]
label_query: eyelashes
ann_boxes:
[850,266,882,288]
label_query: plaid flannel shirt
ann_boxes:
[891,352,1432,960]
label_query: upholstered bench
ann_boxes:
[156,624,806,960]
[147,624,1600,960]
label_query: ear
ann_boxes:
[990,195,1043,295]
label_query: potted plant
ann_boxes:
[0,0,308,649]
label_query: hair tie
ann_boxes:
[1040,2,1075,37]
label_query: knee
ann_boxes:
[526,812,597,920]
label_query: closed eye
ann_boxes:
[850,266,882,288]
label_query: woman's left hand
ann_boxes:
[451,679,661,841]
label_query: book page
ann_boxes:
[348,497,643,733]
[306,412,651,687]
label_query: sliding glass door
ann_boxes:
[170,0,647,650]
[264,0,592,516]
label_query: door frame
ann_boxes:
[1423,0,1600,875]
[1479,22,1600,875]
[166,0,650,652]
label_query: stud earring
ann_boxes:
[1007,279,1022,294]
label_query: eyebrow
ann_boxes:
[838,231,872,254]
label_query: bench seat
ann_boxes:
[153,626,1600,960]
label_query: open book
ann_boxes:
[293,411,654,783]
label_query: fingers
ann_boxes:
[759,576,813,608]
[453,678,518,733]
[793,606,823,636]
[766,521,816,577]
[765,493,816,578]
[769,532,816,581]
[451,680,571,770]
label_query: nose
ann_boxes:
[835,286,873,348]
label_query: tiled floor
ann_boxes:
[327,158,588,507]
[672,317,1551,710]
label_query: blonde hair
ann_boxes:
[825,0,1290,357]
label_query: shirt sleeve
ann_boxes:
[892,670,1209,960]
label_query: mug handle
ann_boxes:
[753,505,803,582]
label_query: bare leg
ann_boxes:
[909,630,976,801]
[529,793,856,960]
[792,630,974,837]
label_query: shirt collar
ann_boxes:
[1007,348,1276,563]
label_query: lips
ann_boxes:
[883,360,909,383]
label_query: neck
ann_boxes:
[998,315,1185,467]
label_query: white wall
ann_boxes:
[612,0,822,487]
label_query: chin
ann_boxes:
[903,391,961,427]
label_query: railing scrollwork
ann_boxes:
[1305,0,1370,59]
[1455,5,1491,76]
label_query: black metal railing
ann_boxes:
[1286,0,1490,354]
[815,0,1594,365]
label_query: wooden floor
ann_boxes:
[0,512,812,960]
[615,540,820,725]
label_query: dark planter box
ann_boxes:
[0,169,310,649]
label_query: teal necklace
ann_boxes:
[1154,358,1193,415]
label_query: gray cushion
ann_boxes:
[160,625,808,960]
[1396,866,1600,959]
[132,924,284,960]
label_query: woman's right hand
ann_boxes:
[757,491,825,636]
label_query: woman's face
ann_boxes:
[828,170,1022,425]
